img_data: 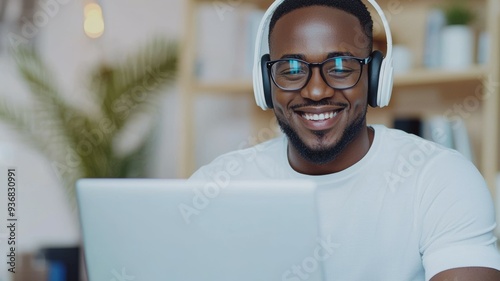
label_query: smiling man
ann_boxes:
[190,0,500,280]
[269,4,372,175]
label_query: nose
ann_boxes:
[300,67,335,101]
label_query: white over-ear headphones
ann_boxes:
[252,0,394,110]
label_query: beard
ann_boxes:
[277,108,367,165]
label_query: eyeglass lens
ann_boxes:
[270,57,363,90]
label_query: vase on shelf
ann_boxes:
[439,0,476,70]
[440,25,474,70]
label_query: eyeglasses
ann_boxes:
[267,56,371,91]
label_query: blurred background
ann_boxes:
[0,0,498,280]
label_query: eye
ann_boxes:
[326,67,354,78]
[274,60,308,79]
[279,68,307,76]
[324,57,361,79]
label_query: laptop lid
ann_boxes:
[76,179,324,281]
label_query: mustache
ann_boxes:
[290,100,348,110]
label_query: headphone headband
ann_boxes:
[253,0,394,110]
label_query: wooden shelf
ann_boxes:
[394,66,486,87]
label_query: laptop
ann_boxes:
[76,179,324,281]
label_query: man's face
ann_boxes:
[269,6,371,167]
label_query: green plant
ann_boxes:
[0,38,177,205]
[443,0,475,25]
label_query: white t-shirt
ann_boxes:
[190,124,500,281]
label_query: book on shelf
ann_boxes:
[423,9,445,69]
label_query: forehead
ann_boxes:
[269,6,368,59]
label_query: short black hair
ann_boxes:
[269,0,373,51]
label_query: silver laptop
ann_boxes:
[76,179,324,281]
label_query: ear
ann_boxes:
[367,50,384,108]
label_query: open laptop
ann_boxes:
[76,179,324,281]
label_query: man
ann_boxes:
[190,0,500,280]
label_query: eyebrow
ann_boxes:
[279,51,355,60]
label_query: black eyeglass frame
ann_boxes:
[266,55,372,91]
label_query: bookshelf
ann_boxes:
[178,0,500,198]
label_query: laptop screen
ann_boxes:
[77,179,324,281]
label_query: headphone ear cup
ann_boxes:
[368,50,383,107]
[260,54,273,109]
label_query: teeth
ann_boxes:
[302,111,338,121]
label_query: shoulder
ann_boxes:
[386,126,482,183]
[374,125,472,176]
[372,125,487,200]
[376,125,451,158]
[189,135,287,180]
